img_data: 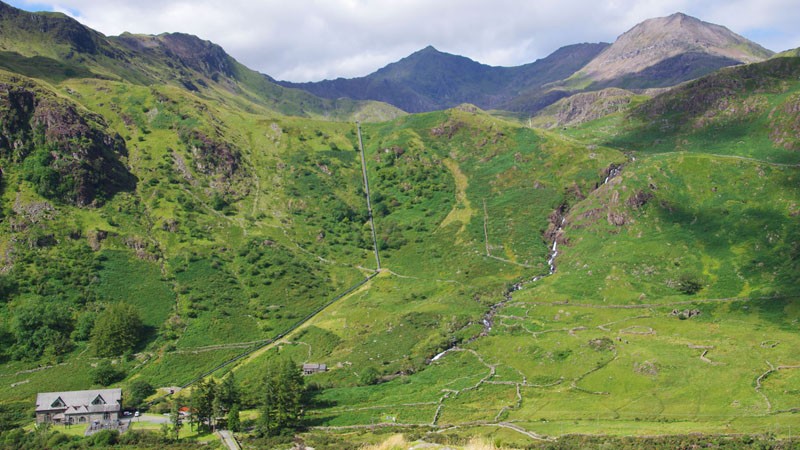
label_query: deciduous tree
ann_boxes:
[90,303,143,357]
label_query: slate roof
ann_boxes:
[36,389,122,414]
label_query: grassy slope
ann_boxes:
[273,60,800,439]
[0,44,799,445]
[0,73,377,395]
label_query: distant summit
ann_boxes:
[575,12,773,87]
[278,43,608,113]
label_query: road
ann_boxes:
[217,429,241,450]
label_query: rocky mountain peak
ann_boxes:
[578,12,774,83]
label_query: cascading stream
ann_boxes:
[428,162,626,364]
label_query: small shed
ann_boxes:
[302,363,327,375]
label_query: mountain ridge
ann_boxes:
[278,43,610,113]
[0,1,403,121]
[281,12,773,114]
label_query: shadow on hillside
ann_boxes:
[0,51,97,82]
[137,325,159,350]
[654,199,800,301]
[590,52,741,91]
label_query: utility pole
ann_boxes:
[356,122,381,270]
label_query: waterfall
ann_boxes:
[547,240,558,273]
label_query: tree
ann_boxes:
[217,373,240,410]
[71,311,97,342]
[677,273,704,295]
[190,379,215,432]
[227,404,240,432]
[91,360,126,386]
[91,303,143,357]
[11,300,74,360]
[212,395,225,431]
[127,380,155,409]
[259,358,304,436]
[170,402,182,440]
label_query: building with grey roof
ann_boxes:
[302,363,327,375]
[35,388,122,425]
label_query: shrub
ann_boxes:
[677,273,704,295]
[92,429,119,446]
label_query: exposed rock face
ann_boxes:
[181,130,242,180]
[0,77,135,206]
[770,93,800,150]
[578,13,773,86]
[116,32,236,79]
[533,88,638,128]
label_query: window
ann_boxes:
[91,395,106,405]
[50,397,65,408]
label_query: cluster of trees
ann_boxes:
[258,358,305,436]
[126,380,156,409]
[0,230,150,364]
[0,297,143,364]
[0,424,208,449]
[0,294,144,364]
[186,373,240,434]
[162,358,307,441]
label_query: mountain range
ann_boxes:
[279,12,774,114]
[0,1,799,447]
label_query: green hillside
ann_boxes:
[0,3,799,447]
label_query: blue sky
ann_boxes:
[6,0,800,82]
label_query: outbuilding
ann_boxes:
[302,363,327,375]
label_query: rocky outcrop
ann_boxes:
[769,92,800,150]
[0,76,135,206]
[533,88,639,128]
[612,57,800,152]
[181,129,242,180]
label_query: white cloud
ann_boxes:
[8,0,800,81]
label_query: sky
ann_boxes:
[6,0,800,82]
